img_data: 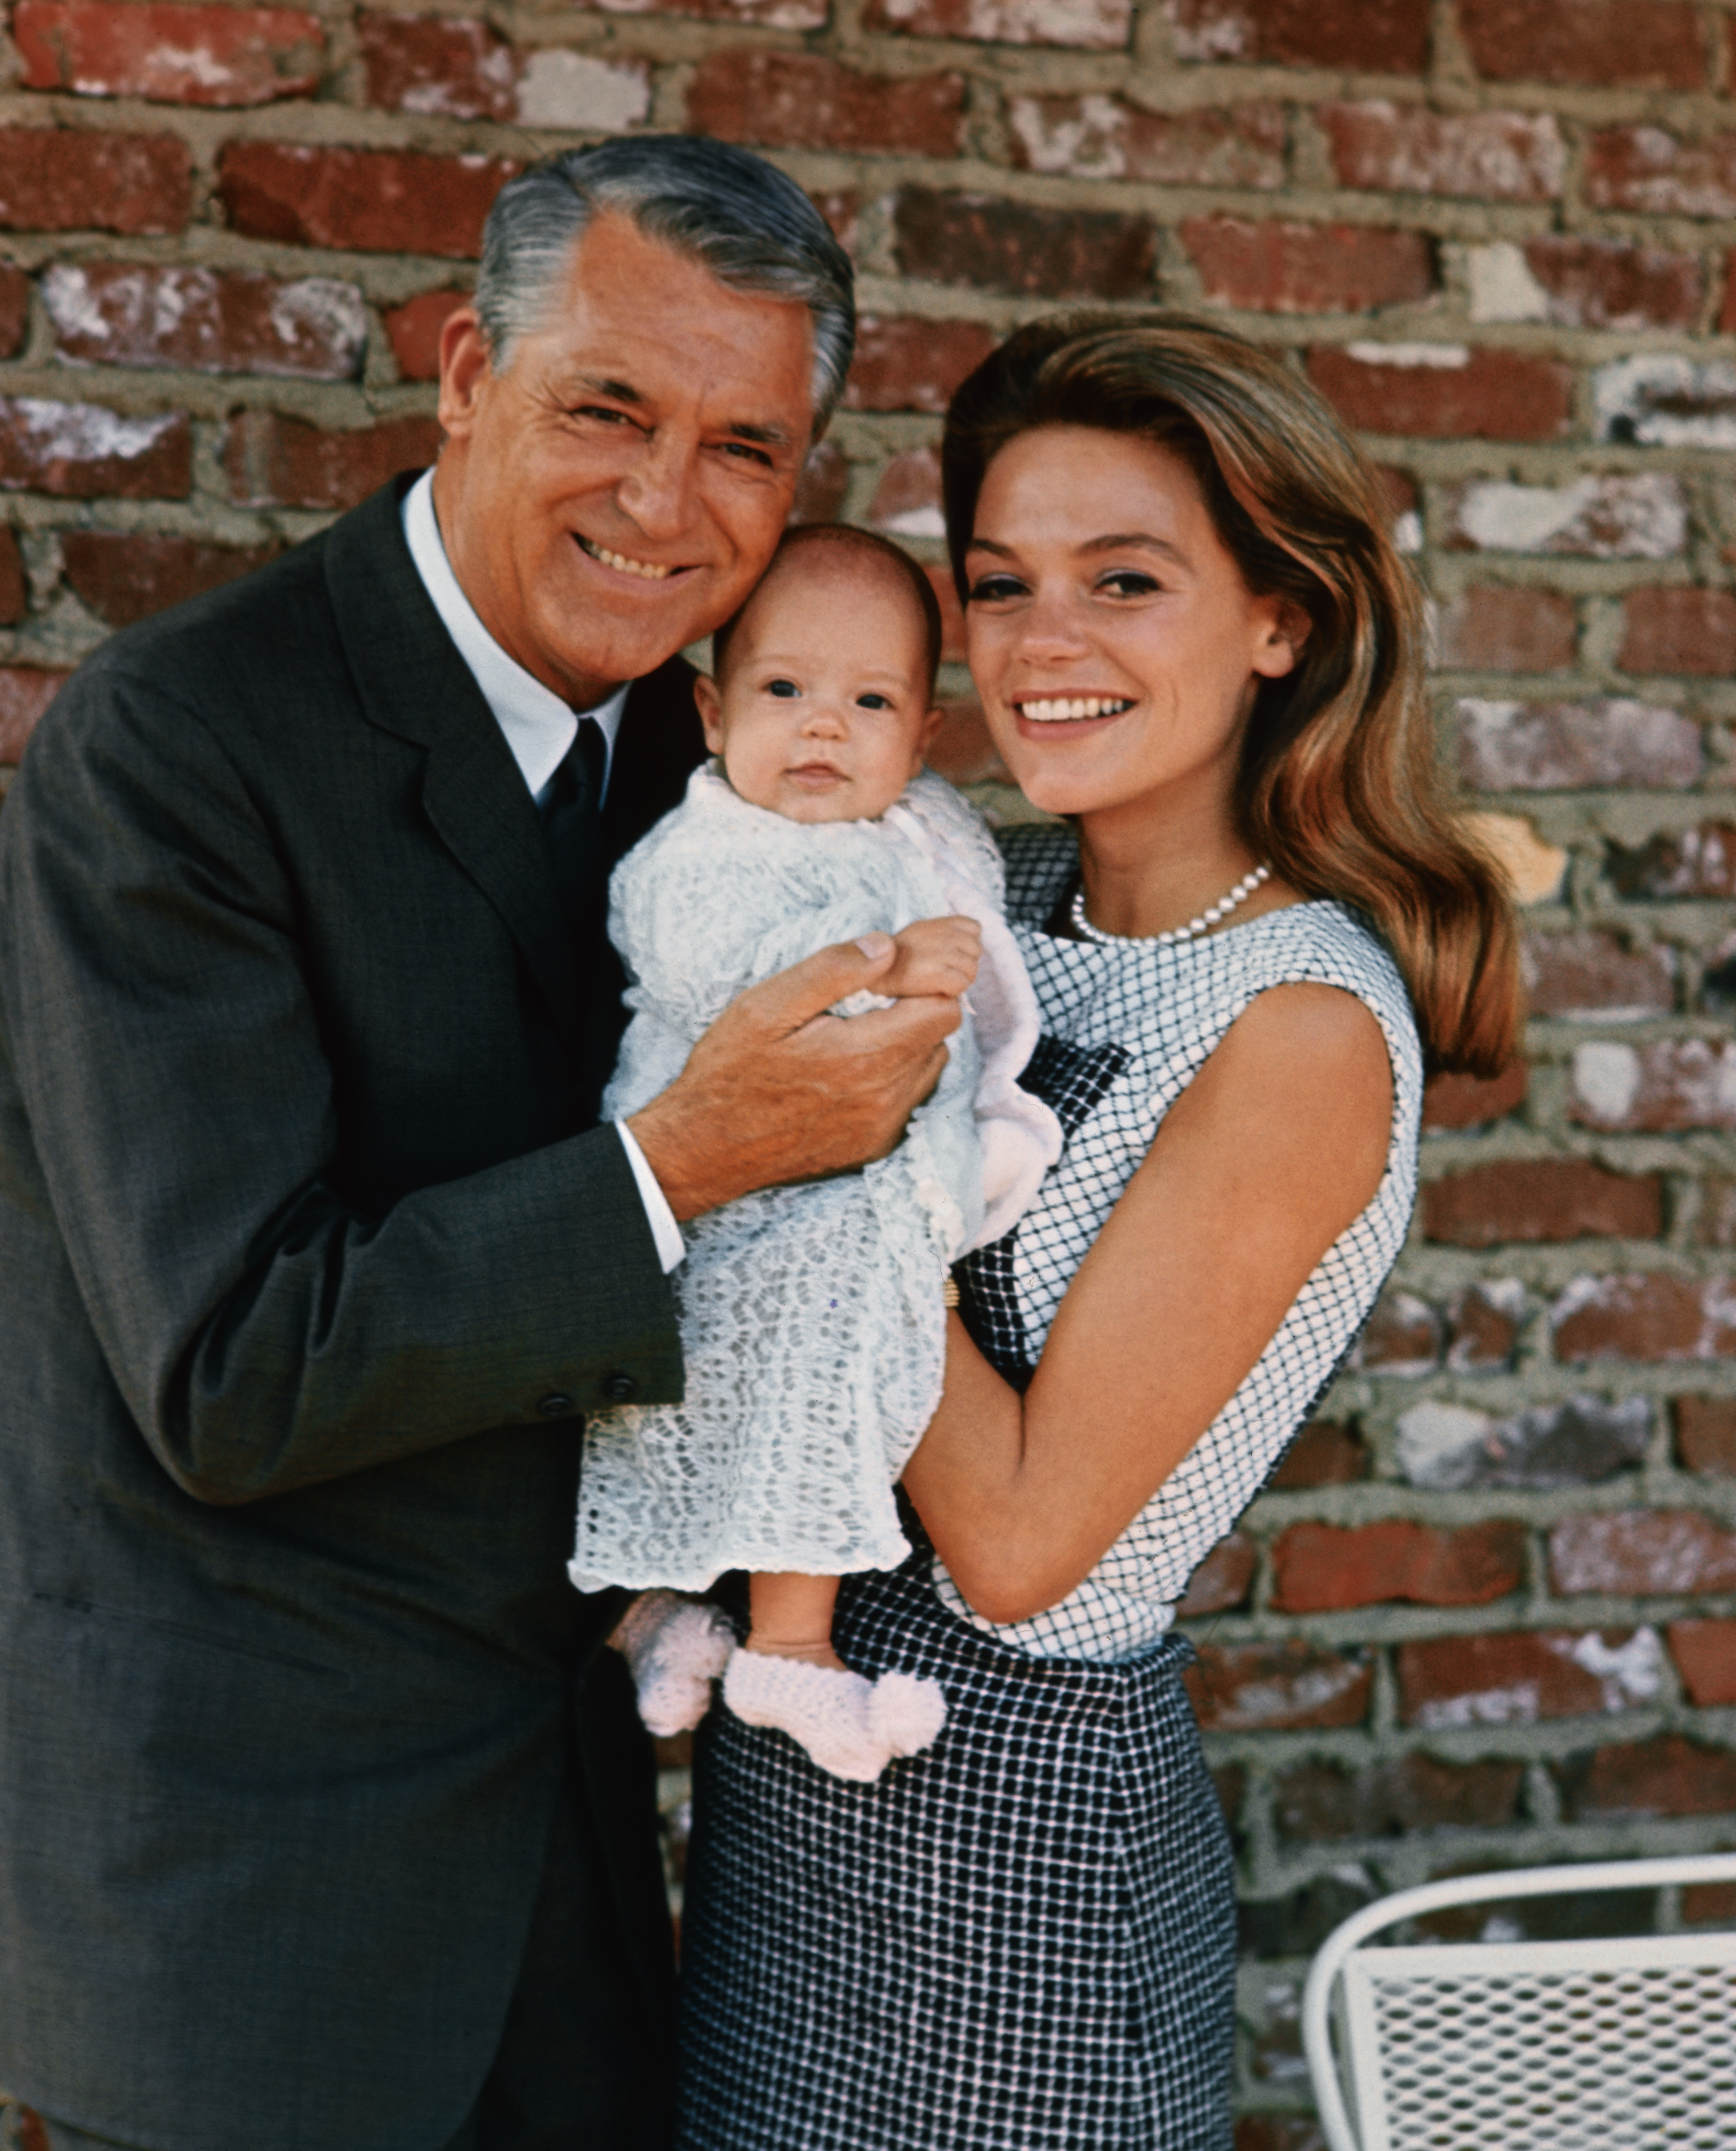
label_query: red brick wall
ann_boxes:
[0,2,1733,2141]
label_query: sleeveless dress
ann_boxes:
[677,823,1425,2151]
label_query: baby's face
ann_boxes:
[697,556,941,825]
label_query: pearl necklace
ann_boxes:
[1069,863,1271,947]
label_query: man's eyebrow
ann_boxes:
[575,374,643,405]
[722,419,794,449]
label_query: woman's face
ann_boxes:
[963,423,1301,826]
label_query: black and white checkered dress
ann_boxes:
[676,825,1422,2151]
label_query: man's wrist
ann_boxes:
[613,1120,685,1272]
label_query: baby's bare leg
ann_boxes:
[747,1572,844,1672]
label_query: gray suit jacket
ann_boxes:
[0,480,705,2150]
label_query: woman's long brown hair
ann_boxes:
[941,311,1519,1077]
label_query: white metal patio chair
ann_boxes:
[1302,1851,1736,2150]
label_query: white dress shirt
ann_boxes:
[402,471,684,1273]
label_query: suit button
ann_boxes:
[602,1372,638,1404]
[536,1392,574,1417]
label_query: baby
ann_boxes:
[572,525,1060,1782]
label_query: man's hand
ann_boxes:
[626,930,979,1222]
[880,915,981,1000]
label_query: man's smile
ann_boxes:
[577,535,681,581]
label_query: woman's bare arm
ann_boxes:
[903,982,1395,1624]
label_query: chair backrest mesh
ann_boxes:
[1341,1933,1736,2151]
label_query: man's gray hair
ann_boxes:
[475,136,855,434]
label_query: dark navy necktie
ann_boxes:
[541,717,608,935]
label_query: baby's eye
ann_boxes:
[857,692,892,710]
[966,573,1025,604]
[766,678,801,698]
[1098,570,1161,598]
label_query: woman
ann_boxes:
[676,312,1518,2150]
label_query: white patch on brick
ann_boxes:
[1563,1624,1663,1706]
[1450,474,1686,560]
[1572,1042,1641,1127]
[1346,341,1470,369]
[1165,0,1250,59]
[518,52,651,130]
[1413,1680,1540,1730]
[879,505,947,539]
[40,265,112,344]
[1392,509,1422,556]
[136,44,240,93]
[1594,354,1736,450]
[1224,1663,1362,1727]
[1007,92,1125,178]
[1396,1401,1495,1491]
[269,281,367,374]
[1466,242,1551,324]
[9,397,178,460]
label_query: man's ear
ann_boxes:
[436,309,493,440]
[694,671,726,755]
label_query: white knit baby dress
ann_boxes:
[570,764,1061,1593]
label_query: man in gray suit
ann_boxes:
[0,139,967,2151]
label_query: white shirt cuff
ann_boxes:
[614,1120,686,1274]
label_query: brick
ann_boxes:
[1316,102,1563,202]
[1274,1753,1524,1841]
[1456,0,1707,89]
[1455,698,1702,792]
[219,143,516,260]
[1424,1160,1662,1248]
[1239,1874,1380,1959]
[1573,1040,1736,1133]
[0,396,189,499]
[383,288,469,384]
[924,697,1009,785]
[1619,589,1736,679]
[0,128,190,235]
[1184,1640,1371,1731]
[1352,1288,1440,1375]
[1398,1394,1652,1491]
[842,318,994,416]
[1181,219,1435,315]
[1516,238,1701,334]
[1522,931,1674,1022]
[1696,1182,1736,1250]
[1399,1626,1663,1728]
[1437,587,1574,673]
[1444,474,1686,561]
[223,409,442,513]
[44,264,365,382]
[61,531,278,627]
[1675,1396,1736,1473]
[1559,1734,1736,1819]
[0,265,27,360]
[0,666,68,761]
[686,54,965,157]
[1414,1870,1658,1944]
[864,0,1132,50]
[922,564,966,662]
[1552,1273,1736,1364]
[1166,0,1429,71]
[1684,1880,1736,1924]
[1587,128,1736,221]
[1607,822,1736,899]
[809,191,859,261]
[787,442,848,527]
[14,1,323,105]
[1307,345,1572,442]
[892,189,1157,300]
[594,0,822,22]
[867,446,943,539]
[0,527,26,624]
[1445,1281,1523,1371]
[1668,1618,1736,1705]
[1269,1416,1369,1487]
[1009,96,1284,187]
[1555,1510,1736,1598]
[361,14,514,122]
[1422,1059,1527,1130]
[1176,1530,1256,1616]
[1272,1519,1526,1613]
[1235,2123,1328,2151]
[1595,355,1736,451]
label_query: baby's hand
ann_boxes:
[880,915,982,1000]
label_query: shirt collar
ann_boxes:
[402,470,627,804]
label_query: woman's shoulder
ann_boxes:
[995,817,1078,923]
[1235,900,1424,1089]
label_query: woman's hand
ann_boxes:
[903,981,1394,1625]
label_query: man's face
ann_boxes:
[434,210,817,708]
